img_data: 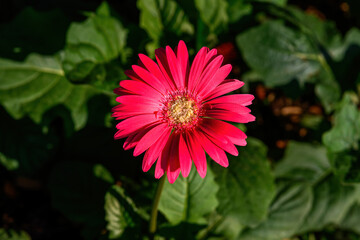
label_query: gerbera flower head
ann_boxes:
[112,40,255,183]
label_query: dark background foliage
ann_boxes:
[0,0,360,239]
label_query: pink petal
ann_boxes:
[177,40,189,87]
[142,128,171,172]
[167,134,181,184]
[155,154,167,179]
[188,47,208,91]
[167,165,181,184]
[114,87,134,95]
[115,114,158,139]
[138,53,173,90]
[120,80,162,99]
[193,55,224,94]
[115,95,159,106]
[124,69,142,82]
[207,110,256,123]
[112,112,151,121]
[198,64,232,97]
[179,133,192,177]
[124,133,143,150]
[204,48,218,64]
[206,94,255,106]
[199,125,238,156]
[207,103,251,114]
[194,130,229,167]
[186,132,207,178]
[203,118,247,146]
[112,102,157,112]
[204,79,244,101]
[123,122,160,150]
[134,123,169,156]
[155,134,176,179]
[155,48,176,90]
[132,65,167,94]
[166,46,183,88]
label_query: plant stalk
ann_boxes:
[149,176,166,236]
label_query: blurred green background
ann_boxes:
[1,0,360,239]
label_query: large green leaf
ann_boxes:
[323,94,360,153]
[314,68,341,113]
[195,0,228,34]
[274,142,360,234]
[331,28,360,94]
[239,183,313,240]
[328,151,360,183]
[239,142,360,239]
[105,185,145,239]
[214,138,275,229]
[323,93,360,183]
[340,201,360,235]
[62,2,128,84]
[158,167,218,224]
[0,54,106,130]
[49,162,113,239]
[298,176,360,233]
[287,6,341,50]
[0,229,31,240]
[274,142,331,184]
[331,28,360,61]
[137,0,194,53]
[250,0,287,5]
[239,142,327,239]
[226,0,252,23]
[237,20,321,87]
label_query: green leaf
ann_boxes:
[239,142,360,239]
[49,162,113,239]
[209,213,245,240]
[331,28,360,94]
[158,166,219,224]
[226,0,252,23]
[287,6,341,50]
[250,0,287,6]
[239,142,330,240]
[340,201,360,235]
[0,54,106,130]
[297,176,360,233]
[274,142,331,184]
[105,185,145,239]
[62,2,128,83]
[323,93,360,153]
[237,20,321,87]
[0,108,57,174]
[195,0,228,34]
[0,229,31,240]
[238,183,313,240]
[328,151,360,183]
[331,28,360,61]
[137,0,194,53]
[214,138,275,229]
[314,67,341,113]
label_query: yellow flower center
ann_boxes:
[168,97,198,125]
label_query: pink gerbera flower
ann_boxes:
[112,40,255,183]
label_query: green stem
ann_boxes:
[149,176,166,236]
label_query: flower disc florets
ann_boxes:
[160,90,203,133]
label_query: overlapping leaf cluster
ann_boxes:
[1,1,360,239]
